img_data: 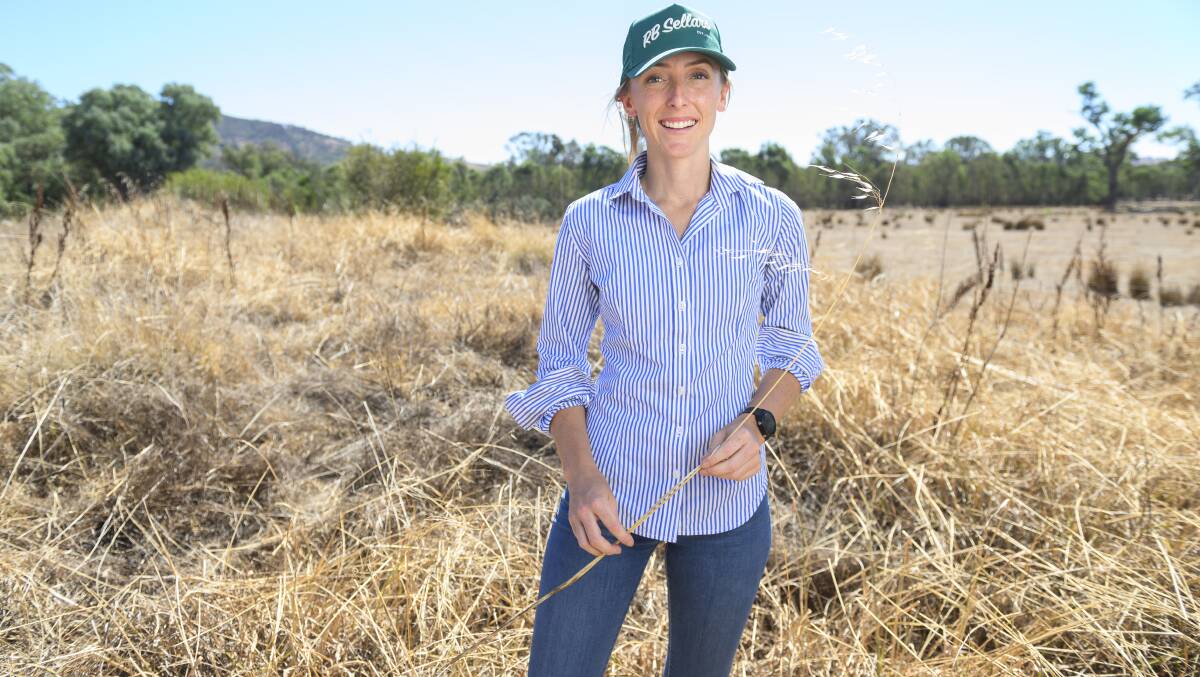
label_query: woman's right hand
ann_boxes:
[566,471,635,556]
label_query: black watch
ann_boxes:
[741,406,776,441]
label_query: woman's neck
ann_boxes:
[639,145,712,207]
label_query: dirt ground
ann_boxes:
[804,204,1200,294]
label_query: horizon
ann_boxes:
[5,1,1199,166]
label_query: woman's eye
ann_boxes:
[690,71,709,79]
[647,75,663,83]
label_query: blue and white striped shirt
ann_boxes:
[505,149,825,542]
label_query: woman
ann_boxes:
[503,4,825,675]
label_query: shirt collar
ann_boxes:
[606,149,751,209]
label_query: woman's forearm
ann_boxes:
[748,368,801,423]
[548,406,600,484]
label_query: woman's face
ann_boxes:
[619,51,730,160]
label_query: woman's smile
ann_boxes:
[660,117,698,130]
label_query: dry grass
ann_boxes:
[1,196,1198,675]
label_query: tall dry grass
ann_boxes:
[0,196,1198,675]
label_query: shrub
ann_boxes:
[1159,287,1184,306]
[855,253,883,281]
[167,168,270,211]
[1011,260,1037,281]
[1086,260,1119,298]
[1128,266,1151,301]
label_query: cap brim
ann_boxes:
[627,47,736,79]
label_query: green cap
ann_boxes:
[621,4,736,81]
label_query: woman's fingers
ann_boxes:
[581,511,621,556]
[729,451,762,481]
[703,448,748,477]
[702,435,762,480]
[700,437,739,473]
[702,432,751,475]
[595,503,634,548]
[568,515,601,556]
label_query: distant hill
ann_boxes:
[213,114,353,166]
[209,114,491,171]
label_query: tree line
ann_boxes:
[2,62,1197,221]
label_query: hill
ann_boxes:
[214,114,353,165]
[210,114,491,171]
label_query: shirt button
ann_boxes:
[672,469,681,479]
[675,426,684,437]
[679,343,686,353]
[677,385,686,396]
[678,299,685,311]
[675,257,684,267]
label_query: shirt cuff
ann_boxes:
[504,365,594,436]
[535,396,588,437]
[757,326,825,392]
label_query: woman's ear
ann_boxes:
[619,93,636,118]
[717,79,731,112]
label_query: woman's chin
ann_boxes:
[651,139,708,159]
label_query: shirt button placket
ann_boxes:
[674,250,688,502]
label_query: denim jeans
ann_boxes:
[527,490,771,677]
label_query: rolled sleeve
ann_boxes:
[756,195,825,392]
[504,205,600,436]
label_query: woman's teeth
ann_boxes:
[661,119,697,129]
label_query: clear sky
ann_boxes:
[5,0,1198,165]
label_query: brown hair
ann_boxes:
[612,57,731,166]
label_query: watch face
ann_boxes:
[751,408,775,439]
[743,407,775,439]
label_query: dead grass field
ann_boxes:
[1,197,1198,675]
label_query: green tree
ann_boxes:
[812,119,898,205]
[945,135,994,161]
[62,83,218,199]
[221,142,309,178]
[755,142,799,190]
[576,144,625,192]
[962,152,1008,205]
[506,132,574,166]
[919,150,965,207]
[0,63,67,213]
[158,84,220,172]
[718,147,755,172]
[1159,81,1200,197]
[342,144,390,209]
[903,139,937,164]
[1073,81,1166,210]
[63,84,168,197]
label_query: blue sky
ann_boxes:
[5,0,1198,164]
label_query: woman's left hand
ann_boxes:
[699,413,764,481]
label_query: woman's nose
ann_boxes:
[667,81,686,106]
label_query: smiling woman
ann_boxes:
[503,3,826,677]
[611,7,734,167]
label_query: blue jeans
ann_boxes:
[527,490,771,677]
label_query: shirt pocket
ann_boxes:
[706,224,768,322]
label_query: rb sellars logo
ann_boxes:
[642,12,714,47]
